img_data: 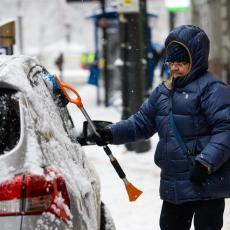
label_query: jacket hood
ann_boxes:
[165,25,210,88]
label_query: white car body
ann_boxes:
[0,55,115,230]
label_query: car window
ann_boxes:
[0,89,20,154]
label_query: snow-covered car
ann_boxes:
[0,55,115,230]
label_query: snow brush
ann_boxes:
[54,76,143,202]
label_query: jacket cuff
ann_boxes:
[195,157,212,174]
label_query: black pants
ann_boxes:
[160,198,225,230]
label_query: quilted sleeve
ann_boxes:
[110,86,161,145]
[195,82,230,173]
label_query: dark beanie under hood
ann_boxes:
[166,43,190,63]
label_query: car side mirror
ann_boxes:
[77,120,113,146]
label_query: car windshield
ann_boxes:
[0,88,20,154]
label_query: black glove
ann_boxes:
[92,128,113,146]
[190,161,209,186]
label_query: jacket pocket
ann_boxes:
[160,179,175,202]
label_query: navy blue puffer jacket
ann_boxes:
[110,25,230,204]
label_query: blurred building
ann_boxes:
[192,0,230,84]
[0,0,170,86]
[3,0,229,84]
[174,0,230,83]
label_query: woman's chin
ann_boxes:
[173,74,185,78]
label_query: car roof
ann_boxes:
[0,55,39,92]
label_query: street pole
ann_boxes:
[119,13,134,151]
[17,0,24,54]
[119,13,130,119]
[169,12,176,30]
[139,0,149,93]
[95,20,101,106]
[17,16,23,54]
[100,0,109,107]
[133,0,151,153]
[118,0,151,153]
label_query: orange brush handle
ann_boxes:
[54,75,83,108]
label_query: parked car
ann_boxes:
[0,55,115,230]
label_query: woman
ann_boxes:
[93,25,230,230]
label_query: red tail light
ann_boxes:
[0,175,23,215]
[0,168,71,223]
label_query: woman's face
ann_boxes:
[169,62,190,78]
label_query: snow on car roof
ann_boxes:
[0,55,38,91]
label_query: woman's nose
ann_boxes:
[170,65,179,72]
